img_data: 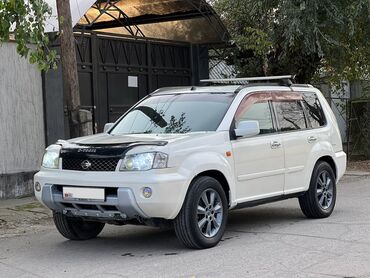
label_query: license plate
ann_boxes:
[63,187,105,201]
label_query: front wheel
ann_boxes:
[53,212,105,240]
[299,161,336,218]
[174,176,228,249]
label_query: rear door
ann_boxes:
[272,91,326,194]
[231,92,285,203]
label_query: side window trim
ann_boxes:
[269,100,280,132]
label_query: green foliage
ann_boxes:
[214,0,370,83]
[0,0,56,71]
[234,27,272,56]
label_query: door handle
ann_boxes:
[307,136,317,143]
[271,141,281,149]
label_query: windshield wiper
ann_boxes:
[135,106,167,128]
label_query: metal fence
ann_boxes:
[327,96,370,160]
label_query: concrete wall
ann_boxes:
[0,42,45,199]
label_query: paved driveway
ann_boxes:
[1,175,370,278]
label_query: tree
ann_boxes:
[0,0,56,70]
[213,0,370,83]
[56,0,83,138]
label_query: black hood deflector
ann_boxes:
[58,141,168,159]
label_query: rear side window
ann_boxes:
[274,101,307,131]
[302,93,326,128]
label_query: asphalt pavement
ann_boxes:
[1,175,370,278]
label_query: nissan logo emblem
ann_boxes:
[81,160,92,170]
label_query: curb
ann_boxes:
[344,171,370,177]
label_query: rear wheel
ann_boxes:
[53,212,105,240]
[299,161,336,218]
[174,176,228,249]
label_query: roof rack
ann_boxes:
[200,75,295,86]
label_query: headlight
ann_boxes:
[120,152,168,171]
[42,145,61,169]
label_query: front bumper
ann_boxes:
[34,168,189,220]
[41,184,148,220]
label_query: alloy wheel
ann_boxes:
[316,170,334,210]
[197,189,223,238]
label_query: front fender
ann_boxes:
[171,151,236,217]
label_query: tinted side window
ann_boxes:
[237,101,275,135]
[302,93,326,128]
[275,101,307,131]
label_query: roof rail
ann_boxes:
[151,86,193,95]
[200,75,295,86]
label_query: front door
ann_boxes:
[231,93,285,203]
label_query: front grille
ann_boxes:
[62,158,120,171]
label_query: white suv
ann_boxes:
[34,76,346,249]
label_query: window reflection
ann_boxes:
[275,101,307,131]
[111,93,234,135]
[302,93,326,128]
[237,101,275,134]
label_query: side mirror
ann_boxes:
[103,123,114,133]
[235,120,260,138]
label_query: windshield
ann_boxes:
[110,93,234,135]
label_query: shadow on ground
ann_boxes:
[52,202,307,255]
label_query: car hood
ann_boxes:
[64,132,216,146]
[56,132,222,160]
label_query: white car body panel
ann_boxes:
[232,132,285,203]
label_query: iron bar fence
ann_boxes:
[326,96,370,160]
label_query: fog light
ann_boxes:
[35,182,41,192]
[142,187,152,198]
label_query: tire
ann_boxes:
[53,212,105,240]
[299,161,336,218]
[174,176,228,249]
